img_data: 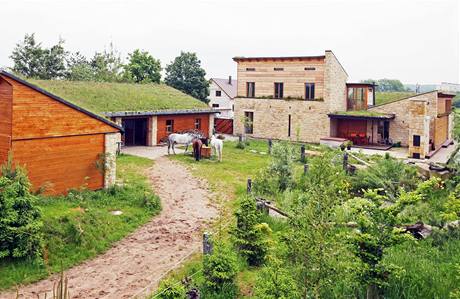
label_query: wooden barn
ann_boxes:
[0,71,122,194]
[31,79,217,147]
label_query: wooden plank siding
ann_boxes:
[12,134,104,194]
[3,77,119,140]
[434,115,449,148]
[0,73,121,194]
[157,114,210,144]
[0,77,12,165]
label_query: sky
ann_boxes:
[0,0,459,85]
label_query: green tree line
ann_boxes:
[8,33,209,103]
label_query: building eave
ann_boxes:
[104,109,219,118]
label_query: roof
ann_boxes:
[0,70,123,132]
[30,79,208,114]
[372,90,436,108]
[347,82,377,87]
[328,111,395,120]
[210,78,237,98]
[233,55,325,62]
[105,109,218,117]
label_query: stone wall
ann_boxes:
[369,92,438,147]
[408,101,430,158]
[234,98,329,143]
[104,132,121,188]
[324,50,348,112]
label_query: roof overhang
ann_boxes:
[104,109,219,118]
[346,82,378,87]
[232,55,325,62]
[328,112,395,120]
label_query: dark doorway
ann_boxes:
[123,118,148,146]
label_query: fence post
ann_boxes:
[343,152,349,173]
[304,163,309,175]
[247,178,252,194]
[238,134,243,143]
[203,232,213,255]
[300,144,306,163]
[268,139,272,154]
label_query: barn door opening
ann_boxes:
[122,118,148,146]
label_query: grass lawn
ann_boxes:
[375,91,416,105]
[30,79,207,114]
[0,154,160,290]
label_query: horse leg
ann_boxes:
[172,143,176,155]
[167,140,170,155]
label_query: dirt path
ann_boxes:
[3,157,218,299]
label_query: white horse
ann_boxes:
[210,135,223,162]
[167,133,195,155]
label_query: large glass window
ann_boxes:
[166,119,174,133]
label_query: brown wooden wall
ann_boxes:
[12,134,104,194]
[1,76,118,140]
[434,115,448,148]
[157,114,210,143]
[0,78,12,165]
[0,74,120,194]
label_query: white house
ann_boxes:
[208,76,237,119]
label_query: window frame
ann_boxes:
[305,83,315,100]
[274,82,284,99]
[246,82,255,98]
[195,118,202,130]
[212,103,220,108]
[413,135,421,147]
[244,111,254,134]
[215,90,222,97]
[166,119,174,134]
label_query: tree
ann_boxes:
[203,241,238,291]
[124,49,161,83]
[90,44,124,82]
[10,33,68,79]
[233,196,271,266]
[165,52,209,103]
[66,52,94,81]
[344,189,421,299]
[0,156,43,260]
[361,79,408,92]
[284,151,356,297]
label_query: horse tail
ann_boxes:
[167,136,171,155]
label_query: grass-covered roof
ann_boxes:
[375,92,416,106]
[31,80,208,114]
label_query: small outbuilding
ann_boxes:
[0,71,122,194]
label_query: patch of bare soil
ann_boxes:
[3,157,217,299]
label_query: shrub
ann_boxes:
[203,242,238,291]
[233,196,271,266]
[0,161,43,260]
[156,278,186,299]
[351,155,419,200]
[253,256,300,299]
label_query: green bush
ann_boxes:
[156,278,186,299]
[203,242,238,291]
[0,161,43,260]
[233,196,271,266]
[351,155,419,200]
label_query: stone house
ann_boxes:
[233,50,455,159]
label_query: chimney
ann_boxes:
[228,75,232,85]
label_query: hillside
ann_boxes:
[31,80,208,114]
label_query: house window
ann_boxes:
[413,135,421,146]
[348,88,364,101]
[212,103,219,108]
[216,90,222,97]
[305,67,316,71]
[232,104,234,111]
[246,82,255,98]
[412,153,421,159]
[288,114,291,137]
[246,67,256,71]
[274,82,284,99]
[195,118,201,130]
[274,67,284,71]
[166,119,174,134]
[305,83,315,100]
[244,111,254,134]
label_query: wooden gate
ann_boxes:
[215,118,233,135]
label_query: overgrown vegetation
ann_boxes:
[164,139,460,298]
[374,92,416,106]
[0,154,160,290]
